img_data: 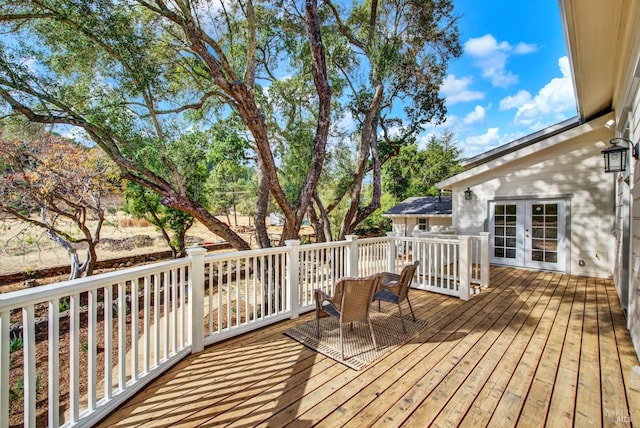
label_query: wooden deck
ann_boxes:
[98,267,640,427]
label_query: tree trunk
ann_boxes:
[160,193,251,251]
[338,83,384,239]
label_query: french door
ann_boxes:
[490,199,566,272]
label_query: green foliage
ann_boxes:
[206,121,256,220]
[354,192,395,237]
[383,132,463,201]
[9,336,23,353]
[9,373,41,404]
[58,298,70,313]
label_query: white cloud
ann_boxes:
[464,34,536,88]
[441,74,484,105]
[464,127,501,151]
[499,90,532,111]
[465,34,511,57]
[514,42,538,54]
[416,132,436,150]
[335,111,356,133]
[463,105,486,125]
[514,56,577,126]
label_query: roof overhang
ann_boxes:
[559,0,636,121]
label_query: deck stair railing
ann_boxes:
[0,233,488,428]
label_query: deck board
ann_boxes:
[97,267,640,428]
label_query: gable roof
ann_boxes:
[383,196,452,217]
[437,112,613,190]
[461,117,580,170]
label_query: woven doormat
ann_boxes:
[284,309,428,370]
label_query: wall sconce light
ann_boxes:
[602,137,639,173]
[464,187,473,200]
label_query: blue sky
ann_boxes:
[430,0,578,158]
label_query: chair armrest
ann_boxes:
[314,289,332,307]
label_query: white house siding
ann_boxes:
[627,72,640,359]
[448,122,614,278]
[390,216,453,237]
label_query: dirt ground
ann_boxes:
[0,213,312,292]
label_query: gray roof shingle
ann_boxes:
[383,196,452,216]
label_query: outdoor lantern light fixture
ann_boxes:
[464,187,473,200]
[602,137,639,173]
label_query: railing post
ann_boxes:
[286,240,301,319]
[187,247,206,354]
[386,232,397,272]
[459,236,471,301]
[480,232,490,288]
[345,235,359,277]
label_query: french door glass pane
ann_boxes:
[494,204,517,259]
[529,203,559,265]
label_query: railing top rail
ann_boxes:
[203,240,352,263]
[297,241,350,251]
[0,257,191,312]
[394,234,482,242]
[355,237,391,245]
[204,246,289,262]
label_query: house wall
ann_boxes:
[391,216,453,237]
[621,38,640,359]
[450,121,614,278]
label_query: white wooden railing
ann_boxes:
[0,233,489,428]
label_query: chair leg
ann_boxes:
[367,317,377,351]
[378,300,381,313]
[316,308,320,338]
[339,324,344,359]
[406,296,416,321]
[397,303,407,333]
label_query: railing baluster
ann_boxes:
[70,293,80,422]
[252,257,258,322]
[131,279,139,382]
[47,301,59,428]
[217,261,223,332]
[235,259,241,326]
[153,273,160,367]
[104,285,113,400]
[245,258,250,323]
[118,283,126,391]
[226,263,232,329]
[143,275,150,374]
[179,267,186,347]
[163,271,169,360]
[171,269,177,353]
[23,305,36,427]
[208,263,214,333]
[88,288,97,410]
[275,254,280,313]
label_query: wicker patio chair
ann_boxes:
[373,260,419,332]
[314,274,382,359]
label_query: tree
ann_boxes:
[0,0,332,250]
[0,130,120,279]
[124,183,194,258]
[383,131,464,201]
[0,0,460,247]
[318,0,461,239]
